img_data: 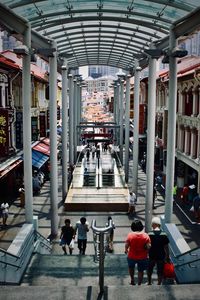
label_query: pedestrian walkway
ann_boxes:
[1,158,200,253]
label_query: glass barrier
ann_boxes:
[70,172,126,188]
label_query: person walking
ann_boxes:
[1,202,9,227]
[91,144,96,159]
[192,193,200,220]
[125,220,151,285]
[75,217,89,255]
[106,216,115,252]
[147,217,170,285]
[60,219,75,255]
[127,192,136,215]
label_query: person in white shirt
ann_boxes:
[127,192,136,215]
[1,202,9,226]
[75,217,89,255]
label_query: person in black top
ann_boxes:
[60,219,75,255]
[147,217,169,285]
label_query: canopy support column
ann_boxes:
[49,41,58,236]
[61,60,68,200]
[165,27,178,223]
[68,74,74,167]
[23,24,33,223]
[132,65,141,194]
[119,79,124,164]
[145,51,157,232]
[73,79,77,162]
[125,74,131,182]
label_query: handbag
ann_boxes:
[163,262,175,279]
[69,239,75,250]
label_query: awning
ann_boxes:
[0,158,23,179]
[32,150,49,169]
[33,139,50,156]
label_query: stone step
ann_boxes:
[65,191,128,211]
[2,285,200,300]
[21,253,161,287]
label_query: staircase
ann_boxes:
[17,252,200,300]
[21,253,129,286]
[65,190,128,211]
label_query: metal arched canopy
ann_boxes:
[1,1,200,71]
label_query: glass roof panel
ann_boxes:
[1,0,200,69]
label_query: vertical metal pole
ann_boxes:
[73,79,77,161]
[99,232,104,293]
[23,25,33,223]
[61,60,68,200]
[116,83,120,145]
[49,42,58,236]
[119,80,124,164]
[68,74,74,166]
[77,82,81,145]
[132,66,141,193]
[165,27,177,223]
[125,75,131,182]
[145,54,157,233]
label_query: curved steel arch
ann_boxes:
[54,30,155,47]
[31,16,170,34]
[1,0,200,70]
[42,23,162,40]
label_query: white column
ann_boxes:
[116,83,120,145]
[119,79,124,164]
[178,90,184,114]
[184,127,190,155]
[132,66,141,194]
[23,25,33,223]
[198,89,200,116]
[179,125,184,152]
[49,41,58,236]
[197,128,200,161]
[68,74,74,166]
[190,128,197,158]
[73,79,77,162]
[125,74,131,182]
[145,54,157,232]
[61,61,68,200]
[192,90,198,116]
[165,27,177,223]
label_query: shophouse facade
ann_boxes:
[155,56,200,193]
[0,50,61,201]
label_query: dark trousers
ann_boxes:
[78,239,87,254]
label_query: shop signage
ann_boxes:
[16,111,23,149]
[0,108,9,157]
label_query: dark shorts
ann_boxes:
[60,238,71,246]
[148,259,165,275]
[127,257,149,272]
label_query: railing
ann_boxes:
[0,225,51,284]
[173,246,200,283]
[91,219,114,294]
[162,219,200,284]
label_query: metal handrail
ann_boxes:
[175,246,200,259]
[175,257,200,268]
[91,219,113,294]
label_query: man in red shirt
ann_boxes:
[125,220,151,285]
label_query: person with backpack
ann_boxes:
[147,217,170,285]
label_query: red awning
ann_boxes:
[33,141,50,156]
[0,159,23,179]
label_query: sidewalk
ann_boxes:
[1,161,200,253]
